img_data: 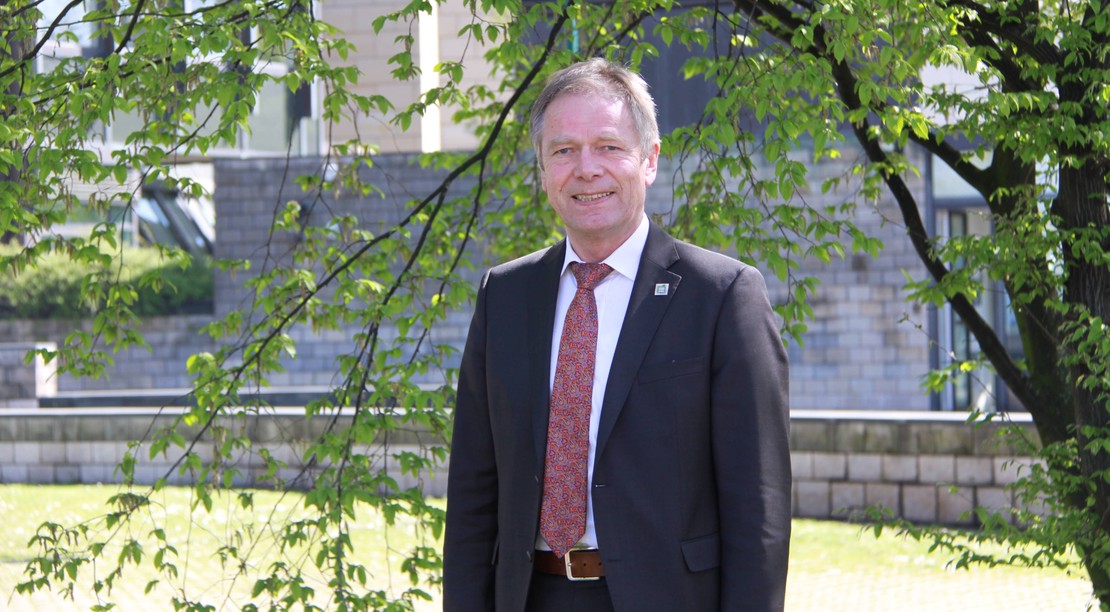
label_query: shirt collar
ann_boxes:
[561,215,649,281]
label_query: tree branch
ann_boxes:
[906,125,992,195]
[950,13,1041,92]
[1083,0,1110,49]
[113,0,147,56]
[0,0,85,81]
[731,0,1045,413]
[211,6,574,391]
[7,0,49,22]
[731,0,804,42]
[829,53,1040,411]
[942,0,1062,67]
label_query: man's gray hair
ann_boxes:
[530,58,659,167]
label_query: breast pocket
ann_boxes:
[637,356,708,384]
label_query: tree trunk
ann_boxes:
[1,7,28,245]
[1057,158,1110,603]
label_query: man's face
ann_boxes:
[539,92,659,261]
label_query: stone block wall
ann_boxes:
[762,149,933,411]
[0,318,215,395]
[790,410,1040,525]
[206,149,935,412]
[0,343,57,407]
[1,145,937,412]
[0,409,1043,526]
[0,408,447,494]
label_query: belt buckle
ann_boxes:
[564,549,600,582]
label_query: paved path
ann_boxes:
[3,562,1095,611]
[785,567,1093,611]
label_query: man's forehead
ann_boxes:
[545,129,626,144]
[548,89,625,113]
[542,96,632,137]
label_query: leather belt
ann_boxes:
[534,549,605,580]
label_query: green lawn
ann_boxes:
[1,484,440,611]
[0,485,1096,611]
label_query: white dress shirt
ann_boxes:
[537,215,649,551]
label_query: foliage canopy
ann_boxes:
[2,0,1109,609]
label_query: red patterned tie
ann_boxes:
[540,261,613,558]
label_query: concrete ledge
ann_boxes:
[38,387,337,408]
[0,408,1046,524]
[791,409,1037,456]
[0,406,449,494]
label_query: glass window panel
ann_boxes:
[292,116,319,156]
[37,54,64,73]
[246,79,290,152]
[36,0,94,47]
[184,0,221,10]
[133,195,177,247]
[932,152,993,200]
[192,100,226,140]
[109,108,145,145]
[934,207,1006,411]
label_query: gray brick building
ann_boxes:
[9,1,1015,415]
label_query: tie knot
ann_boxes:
[570,262,612,291]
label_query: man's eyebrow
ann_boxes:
[546,132,625,147]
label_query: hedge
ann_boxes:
[0,246,214,319]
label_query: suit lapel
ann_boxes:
[530,241,566,469]
[595,224,681,459]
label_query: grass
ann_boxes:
[788,519,1094,611]
[0,484,441,611]
[0,484,1097,611]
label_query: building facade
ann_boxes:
[14,1,1015,415]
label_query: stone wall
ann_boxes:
[0,407,444,494]
[0,343,56,407]
[0,317,215,394]
[206,151,934,412]
[0,409,1039,525]
[1,149,936,411]
[760,150,934,411]
[790,410,1038,525]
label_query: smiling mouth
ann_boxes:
[574,192,613,202]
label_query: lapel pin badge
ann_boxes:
[654,283,669,296]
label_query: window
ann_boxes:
[131,183,214,256]
[33,0,320,157]
[927,154,1024,411]
[35,0,96,48]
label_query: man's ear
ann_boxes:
[644,141,660,186]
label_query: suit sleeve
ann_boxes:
[443,270,498,611]
[713,266,791,611]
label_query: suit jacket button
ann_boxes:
[527,550,534,561]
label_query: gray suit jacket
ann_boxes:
[444,223,791,611]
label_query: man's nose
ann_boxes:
[575,149,603,179]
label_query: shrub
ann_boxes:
[0,246,213,319]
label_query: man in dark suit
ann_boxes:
[443,58,791,611]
